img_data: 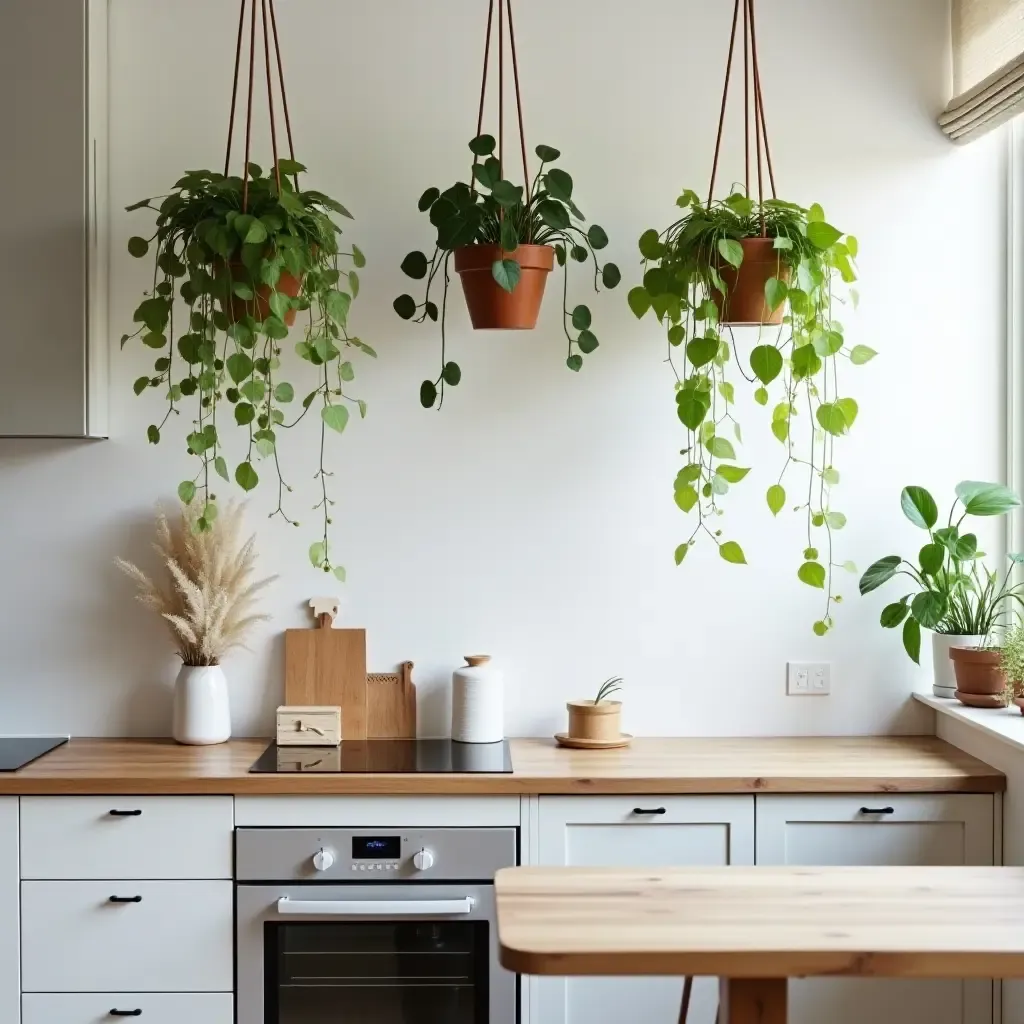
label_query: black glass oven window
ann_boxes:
[265,921,489,1024]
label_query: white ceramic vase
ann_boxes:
[931,633,984,698]
[173,664,231,745]
[451,655,504,743]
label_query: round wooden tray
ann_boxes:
[555,732,633,750]
[955,690,1006,709]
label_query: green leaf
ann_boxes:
[401,251,429,279]
[326,289,351,326]
[535,144,560,162]
[133,297,169,333]
[309,541,326,567]
[544,168,573,202]
[132,375,150,396]
[234,402,255,425]
[859,555,901,594]
[750,345,783,384]
[674,484,698,513]
[677,390,710,430]
[638,229,665,260]
[850,344,877,365]
[798,561,826,589]
[146,424,160,444]
[274,382,294,403]
[492,258,521,292]
[835,397,858,428]
[812,620,828,637]
[767,484,785,516]
[686,336,718,367]
[566,354,583,372]
[674,543,689,566]
[754,387,768,406]
[418,187,440,212]
[394,294,417,320]
[881,601,910,628]
[351,244,366,268]
[919,542,944,576]
[764,276,787,311]
[824,511,847,530]
[627,286,651,319]
[243,219,268,245]
[321,404,349,433]
[719,541,747,565]
[537,199,570,230]
[442,361,462,386]
[572,305,592,331]
[469,134,496,155]
[816,403,847,436]
[240,379,266,404]
[226,353,253,384]
[577,330,599,354]
[419,380,437,408]
[268,291,290,322]
[214,456,229,482]
[177,480,196,504]
[491,180,523,207]
[706,436,736,460]
[911,590,946,629]
[128,236,149,258]
[602,263,621,289]
[333,566,347,583]
[233,281,255,301]
[822,466,840,486]
[717,238,744,268]
[903,616,922,664]
[717,465,750,484]
[235,461,258,491]
[954,534,978,561]
[807,221,843,249]
[588,224,609,250]
[499,216,518,252]
[955,480,1021,516]
[340,361,355,382]
[901,486,938,529]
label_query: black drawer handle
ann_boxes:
[632,807,667,815]
[860,806,895,815]
[109,809,142,817]
[108,895,143,903]
[109,1012,142,1018]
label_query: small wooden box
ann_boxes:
[276,705,342,746]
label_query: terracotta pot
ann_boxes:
[454,244,554,330]
[566,700,622,743]
[226,263,303,327]
[1014,697,1024,716]
[714,237,790,326]
[949,646,1006,702]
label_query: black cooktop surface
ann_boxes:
[250,738,512,774]
[0,736,68,772]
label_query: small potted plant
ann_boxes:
[859,480,1024,698]
[123,160,371,579]
[1000,621,1024,714]
[395,137,620,408]
[629,190,865,636]
[561,676,624,746]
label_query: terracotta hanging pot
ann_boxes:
[714,237,790,326]
[454,243,554,330]
[949,646,1006,707]
[225,262,304,327]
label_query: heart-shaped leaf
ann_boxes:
[798,561,826,589]
[401,251,429,279]
[491,258,521,293]
[719,541,747,565]
[750,345,783,384]
[766,484,785,516]
[321,405,350,433]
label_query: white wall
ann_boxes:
[0,0,1006,739]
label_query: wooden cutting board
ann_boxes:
[284,622,367,740]
[367,661,417,739]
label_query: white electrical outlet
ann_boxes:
[787,662,831,695]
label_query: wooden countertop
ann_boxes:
[495,865,1024,978]
[0,736,1002,795]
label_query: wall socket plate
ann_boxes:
[787,662,831,696]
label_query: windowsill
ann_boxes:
[913,691,1024,753]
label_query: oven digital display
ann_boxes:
[352,835,401,859]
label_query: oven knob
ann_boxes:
[412,848,435,871]
[312,847,335,872]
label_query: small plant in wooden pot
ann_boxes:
[556,677,628,749]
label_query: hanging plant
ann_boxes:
[121,0,371,581]
[393,0,619,408]
[627,0,870,636]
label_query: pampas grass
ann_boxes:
[116,504,276,666]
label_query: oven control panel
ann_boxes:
[236,826,517,881]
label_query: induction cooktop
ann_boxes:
[249,738,512,774]
[0,736,68,772]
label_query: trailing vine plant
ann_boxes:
[394,135,619,407]
[629,190,866,634]
[123,159,371,581]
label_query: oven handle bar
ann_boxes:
[276,896,476,917]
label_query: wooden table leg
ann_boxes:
[719,978,787,1024]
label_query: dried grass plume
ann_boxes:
[116,504,276,666]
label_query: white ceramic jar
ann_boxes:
[931,632,984,698]
[451,655,504,743]
[173,664,231,745]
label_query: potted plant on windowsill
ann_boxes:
[395,136,619,408]
[1000,621,1024,714]
[859,480,1024,699]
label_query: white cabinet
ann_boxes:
[0,0,108,437]
[756,794,995,1024]
[536,795,754,1024]
[0,799,17,1024]
[22,993,234,1024]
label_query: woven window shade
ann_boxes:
[941,0,1024,142]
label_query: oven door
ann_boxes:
[237,883,517,1024]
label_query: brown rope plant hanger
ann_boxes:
[394,0,620,410]
[628,0,866,639]
[123,0,371,582]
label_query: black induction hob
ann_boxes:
[249,738,512,774]
[0,737,68,772]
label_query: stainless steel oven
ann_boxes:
[236,827,518,1024]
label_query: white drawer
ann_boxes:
[22,993,234,1024]
[21,880,233,992]
[20,796,233,879]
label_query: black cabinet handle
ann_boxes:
[108,809,142,817]
[108,895,143,903]
[860,806,895,815]
[109,1011,142,1018]
[632,807,667,815]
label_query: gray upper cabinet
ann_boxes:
[0,0,108,437]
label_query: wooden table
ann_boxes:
[495,865,1024,1023]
